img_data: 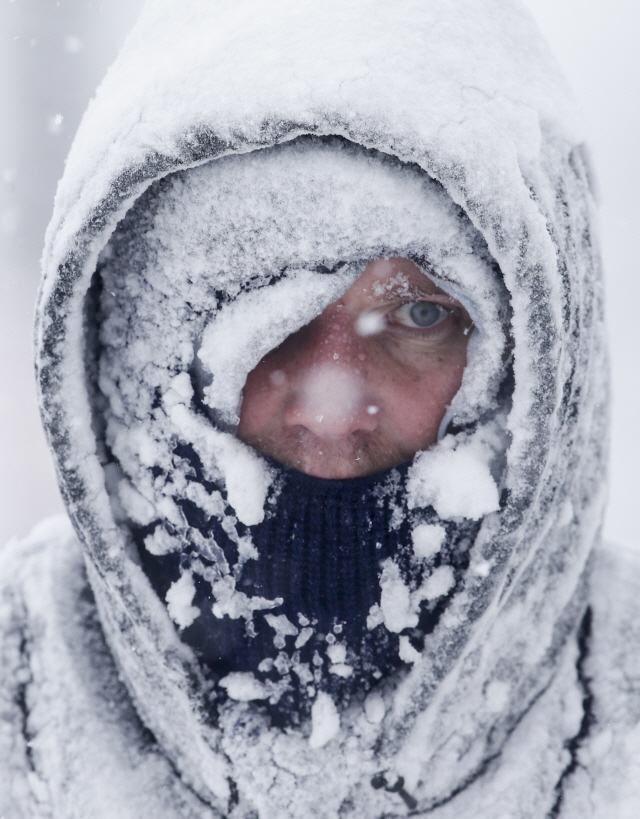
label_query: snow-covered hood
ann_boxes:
[35,0,607,816]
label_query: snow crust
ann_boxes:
[165,571,199,629]
[412,522,446,560]
[219,672,268,702]
[309,692,341,748]
[364,692,386,724]
[407,426,502,520]
[379,559,419,633]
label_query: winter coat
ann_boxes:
[3,0,640,816]
[3,519,640,818]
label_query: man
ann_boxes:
[2,1,640,817]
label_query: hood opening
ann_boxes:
[85,135,512,729]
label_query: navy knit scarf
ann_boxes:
[138,456,478,726]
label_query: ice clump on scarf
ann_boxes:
[96,137,510,724]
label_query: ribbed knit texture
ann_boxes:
[139,456,477,724]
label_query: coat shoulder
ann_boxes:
[0,516,218,819]
[0,515,81,818]
[0,514,81,587]
[559,542,640,817]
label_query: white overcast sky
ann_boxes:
[0,0,638,547]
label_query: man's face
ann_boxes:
[237,257,472,479]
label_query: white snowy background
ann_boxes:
[1,0,638,549]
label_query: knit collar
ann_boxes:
[139,456,478,726]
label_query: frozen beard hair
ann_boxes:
[95,136,510,726]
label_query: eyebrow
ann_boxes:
[374,269,459,303]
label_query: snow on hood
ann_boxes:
[35,0,607,816]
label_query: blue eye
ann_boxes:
[394,301,451,329]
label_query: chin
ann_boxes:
[241,426,413,479]
[296,457,369,480]
[290,444,406,480]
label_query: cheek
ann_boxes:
[375,345,467,449]
[236,323,325,437]
[237,357,283,438]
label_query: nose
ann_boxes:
[285,364,379,439]
[282,306,379,440]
